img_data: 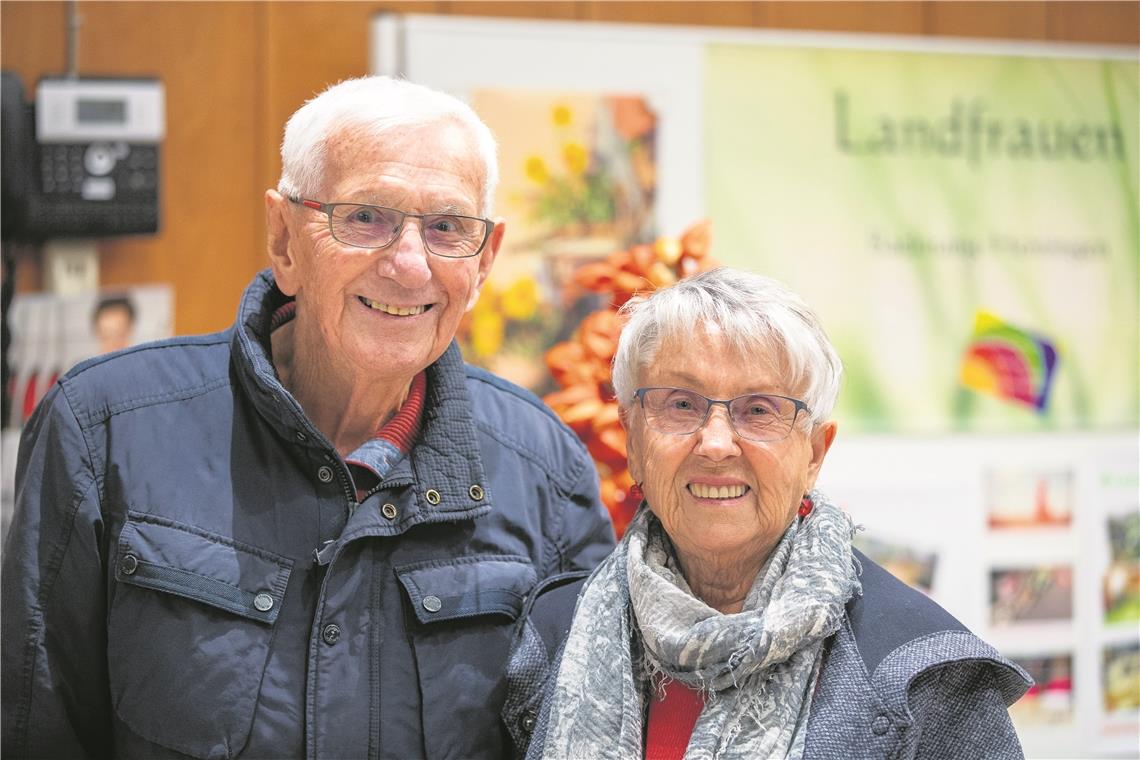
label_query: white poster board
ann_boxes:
[373,15,1140,756]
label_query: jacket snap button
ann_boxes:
[468,484,484,501]
[317,465,334,483]
[120,554,138,575]
[521,710,537,733]
[381,503,398,520]
[322,623,341,646]
[253,592,274,612]
[295,431,307,443]
[425,489,441,505]
[871,715,891,735]
[422,595,442,613]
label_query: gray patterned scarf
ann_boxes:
[535,491,860,760]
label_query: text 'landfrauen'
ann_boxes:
[834,91,1126,164]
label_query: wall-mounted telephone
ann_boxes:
[1,73,164,241]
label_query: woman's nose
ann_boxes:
[694,405,741,460]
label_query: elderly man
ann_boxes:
[2,76,615,759]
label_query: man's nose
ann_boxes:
[693,404,741,461]
[380,221,433,287]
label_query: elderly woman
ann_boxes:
[505,267,1030,760]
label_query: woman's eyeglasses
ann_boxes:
[634,387,810,442]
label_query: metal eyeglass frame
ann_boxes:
[633,386,812,442]
[288,196,493,259]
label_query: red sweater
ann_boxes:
[645,680,705,760]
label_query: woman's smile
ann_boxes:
[686,481,750,501]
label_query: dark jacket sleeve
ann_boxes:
[907,661,1027,760]
[502,575,588,758]
[1,385,112,759]
[552,446,615,573]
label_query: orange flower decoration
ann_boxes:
[544,220,715,537]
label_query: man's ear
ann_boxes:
[266,189,301,296]
[465,218,506,311]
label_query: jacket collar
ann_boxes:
[231,270,491,522]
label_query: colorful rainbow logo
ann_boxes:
[960,311,1058,411]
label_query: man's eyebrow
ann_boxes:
[342,197,473,215]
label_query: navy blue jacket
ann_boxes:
[504,549,1031,759]
[1,270,616,759]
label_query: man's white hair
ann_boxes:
[611,267,843,424]
[277,76,499,215]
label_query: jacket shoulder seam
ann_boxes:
[464,367,584,443]
[64,375,232,431]
[472,417,587,494]
[64,332,230,379]
[464,365,561,420]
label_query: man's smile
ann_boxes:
[358,296,430,316]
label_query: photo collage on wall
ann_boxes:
[986,465,1077,732]
[852,533,938,594]
[987,461,1140,747]
[819,434,1138,757]
[1100,491,1140,732]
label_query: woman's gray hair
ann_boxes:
[611,267,843,424]
[277,76,499,215]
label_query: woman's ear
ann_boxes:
[620,405,644,484]
[803,420,837,492]
[265,189,300,296]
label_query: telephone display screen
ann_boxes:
[76,98,126,124]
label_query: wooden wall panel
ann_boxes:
[2,0,1136,336]
[440,2,580,20]
[1047,1,1140,46]
[758,2,924,35]
[585,1,755,26]
[925,1,1050,42]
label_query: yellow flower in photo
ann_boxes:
[501,277,540,321]
[552,104,573,126]
[471,309,505,358]
[562,142,588,176]
[524,155,549,185]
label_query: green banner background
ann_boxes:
[706,44,1139,433]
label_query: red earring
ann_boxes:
[798,495,813,518]
[629,483,644,503]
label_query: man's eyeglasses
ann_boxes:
[289,197,493,259]
[633,387,811,443]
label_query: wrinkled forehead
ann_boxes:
[645,324,794,388]
[320,119,485,200]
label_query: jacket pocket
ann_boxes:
[396,555,536,760]
[108,512,293,759]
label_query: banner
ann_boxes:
[705,44,1139,433]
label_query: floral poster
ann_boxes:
[462,90,657,394]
